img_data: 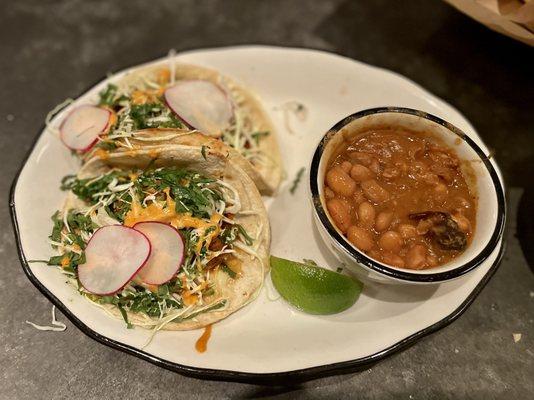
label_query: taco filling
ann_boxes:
[48,165,264,332]
[51,62,282,194]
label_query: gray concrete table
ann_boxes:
[1,1,532,398]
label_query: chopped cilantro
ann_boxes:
[237,224,254,246]
[98,84,119,107]
[251,131,269,146]
[221,264,237,279]
[129,103,182,130]
[95,140,118,151]
[220,224,253,246]
[49,211,64,243]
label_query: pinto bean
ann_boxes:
[375,211,394,232]
[350,164,374,182]
[369,158,381,174]
[340,161,352,173]
[347,226,374,251]
[326,167,356,197]
[361,179,390,203]
[353,189,366,205]
[358,202,375,228]
[325,187,335,199]
[406,244,427,269]
[382,166,400,180]
[431,183,448,204]
[378,231,403,253]
[348,152,373,166]
[382,252,405,268]
[398,224,417,239]
[326,198,351,232]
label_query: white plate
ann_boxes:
[10,46,505,383]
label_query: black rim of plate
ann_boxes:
[310,107,506,283]
[10,58,507,385]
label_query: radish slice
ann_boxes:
[164,80,233,136]
[78,226,151,295]
[133,222,185,285]
[60,105,111,152]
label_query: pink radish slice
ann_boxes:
[133,222,185,285]
[60,105,111,152]
[164,80,233,136]
[78,226,151,295]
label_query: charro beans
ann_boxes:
[349,151,373,166]
[358,202,375,228]
[398,224,417,239]
[406,244,427,269]
[340,161,352,173]
[326,167,356,197]
[347,226,374,251]
[325,187,335,199]
[353,189,366,204]
[381,252,405,268]
[361,179,389,203]
[375,211,394,232]
[378,231,403,253]
[326,198,351,233]
[350,164,374,182]
[324,128,476,269]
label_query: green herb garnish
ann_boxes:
[251,131,270,146]
[98,84,119,107]
[221,264,237,279]
[130,103,182,130]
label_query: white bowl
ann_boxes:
[309,107,506,284]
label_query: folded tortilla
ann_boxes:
[63,135,270,330]
[86,63,283,195]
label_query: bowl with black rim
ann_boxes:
[309,107,506,284]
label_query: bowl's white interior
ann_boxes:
[317,111,499,275]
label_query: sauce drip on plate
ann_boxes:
[195,324,212,353]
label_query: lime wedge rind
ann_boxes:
[270,256,363,315]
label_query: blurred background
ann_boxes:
[1,1,532,399]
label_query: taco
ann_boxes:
[47,136,269,331]
[56,62,283,195]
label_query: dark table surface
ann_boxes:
[1,0,533,399]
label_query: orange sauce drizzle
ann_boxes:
[195,325,212,353]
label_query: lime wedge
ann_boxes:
[270,256,363,315]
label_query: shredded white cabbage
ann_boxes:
[168,49,176,85]
[25,306,66,332]
[45,98,74,135]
